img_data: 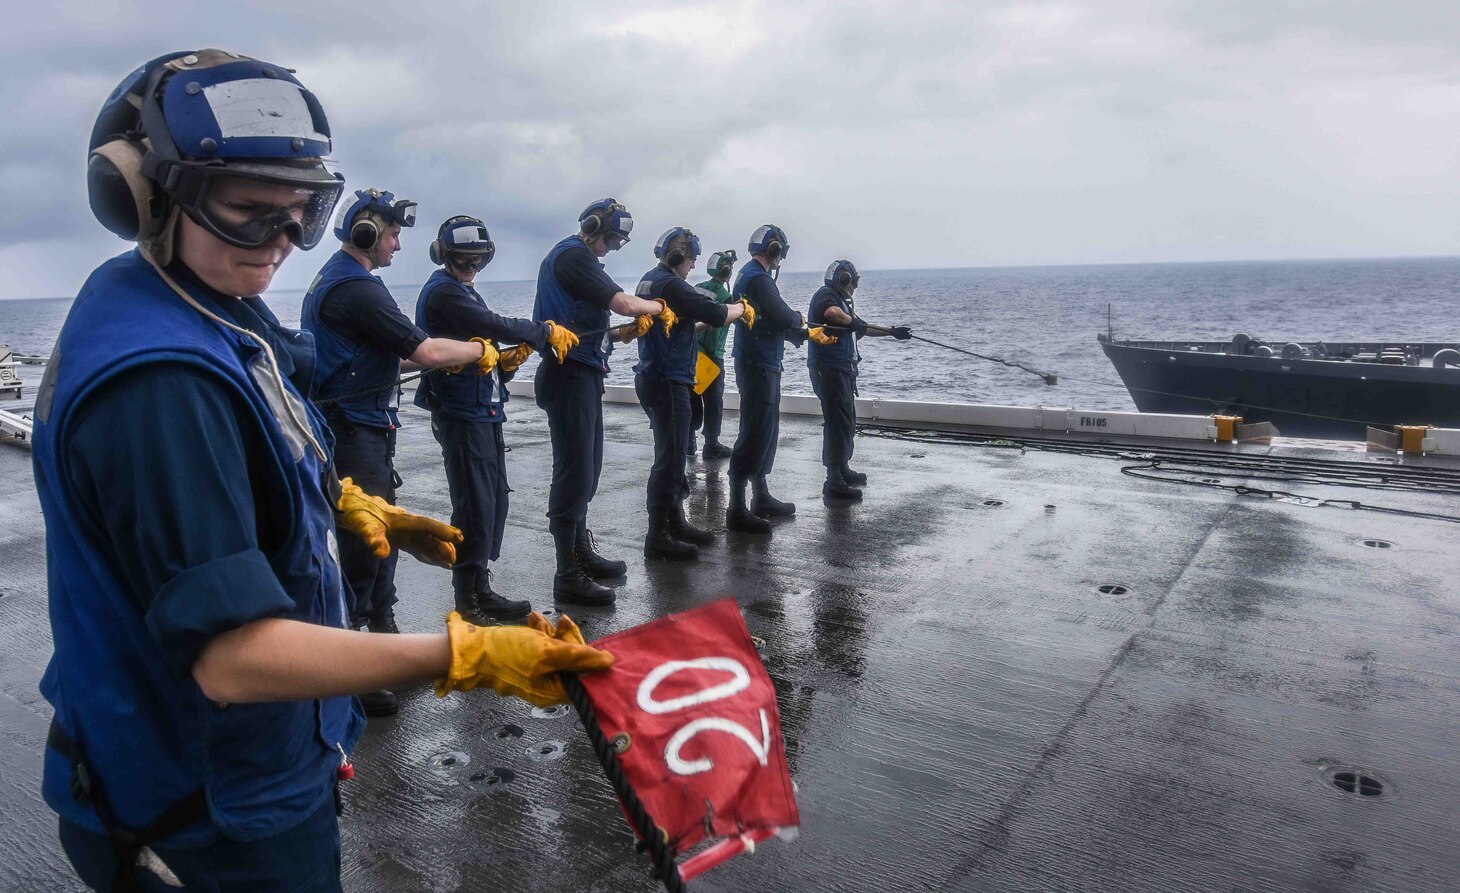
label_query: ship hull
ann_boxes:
[1099,338,1460,438]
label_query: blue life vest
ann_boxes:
[633,264,702,385]
[413,269,508,423]
[301,249,402,428]
[731,260,786,372]
[32,250,363,845]
[532,236,612,372]
[807,285,860,373]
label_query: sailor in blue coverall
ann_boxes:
[36,49,611,893]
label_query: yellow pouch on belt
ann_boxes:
[694,350,721,395]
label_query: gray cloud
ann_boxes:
[4,0,1460,298]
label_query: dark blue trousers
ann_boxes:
[325,412,399,626]
[432,412,509,583]
[535,359,605,535]
[729,357,781,481]
[59,797,342,892]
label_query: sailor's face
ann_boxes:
[373,224,402,268]
[177,181,300,296]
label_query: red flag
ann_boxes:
[576,598,799,880]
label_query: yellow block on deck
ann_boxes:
[1397,425,1432,454]
[1213,415,1242,442]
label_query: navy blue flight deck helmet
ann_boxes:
[579,197,634,248]
[429,215,495,267]
[653,226,702,267]
[707,249,737,278]
[748,224,789,261]
[87,49,346,264]
[333,188,417,250]
[825,259,859,290]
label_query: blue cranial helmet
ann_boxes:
[579,197,633,245]
[430,215,495,266]
[87,49,345,255]
[825,259,859,290]
[748,225,789,261]
[653,226,702,264]
[333,188,417,247]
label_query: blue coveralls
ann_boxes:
[634,265,731,509]
[807,284,863,473]
[33,250,363,891]
[301,250,404,626]
[414,269,542,586]
[729,259,807,483]
[531,236,615,543]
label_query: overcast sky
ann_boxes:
[4,0,1460,298]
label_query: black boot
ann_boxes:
[645,507,699,560]
[687,434,698,457]
[841,465,868,485]
[553,524,615,606]
[823,468,863,500]
[475,569,532,620]
[453,571,494,625]
[368,606,400,634]
[670,501,716,546]
[751,476,796,517]
[726,478,772,534]
[575,523,627,579]
[356,689,399,718]
[702,438,732,460]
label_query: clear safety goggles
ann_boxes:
[386,199,417,229]
[447,247,494,271]
[172,162,345,250]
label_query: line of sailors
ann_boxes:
[301,191,912,714]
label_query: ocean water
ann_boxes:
[4,256,1458,411]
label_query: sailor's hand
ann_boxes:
[653,299,678,336]
[807,326,838,346]
[891,325,913,341]
[498,342,534,373]
[336,477,462,568]
[435,610,614,706]
[624,315,653,343]
[470,337,500,374]
[738,299,756,330]
[543,321,580,364]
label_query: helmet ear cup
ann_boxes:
[666,246,686,267]
[350,218,379,250]
[580,210,603,237]
[766,240,783,261]
[88,139,156,241]
[429,239,443,265]
[836,269,852,288]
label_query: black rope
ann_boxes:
[561,673,688,893]
[858,424,1460,498]
[1119,463,1460,524]
[312,339,543,408]
[824,325,1056,384]
[313,372,424,407]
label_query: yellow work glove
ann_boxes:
[336,477,463,568]
[435,610,615,706]
[543,321,580,364]
[808,326,839,346]
[498,342,534,373]
[737,299,756,330]
[653,299,678,336]
[623,314,653,343]
[470,337,500,374]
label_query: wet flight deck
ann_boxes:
[1,368,1457,892]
